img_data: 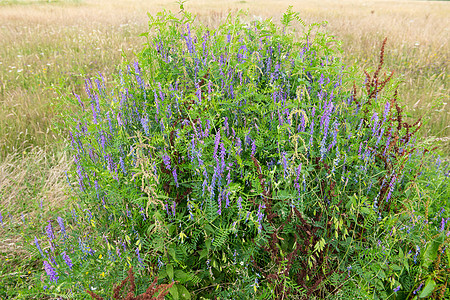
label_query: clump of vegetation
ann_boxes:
[12,8,448,299]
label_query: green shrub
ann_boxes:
[22,8,448,299]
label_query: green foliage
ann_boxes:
[15,7,449,300]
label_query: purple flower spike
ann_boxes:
[34,236,44,258]
[43,261,59,283]
[413,283,423,295]
[224,117,229,135]
[220,143,226,173]
[237,196,243,212]
[172,169,179,188]
[383,101,391,122]
[91,103,98,124]
[162,153,171,170]
[217,191,222,215]
[46,221,55,241]
[136,247,143,265]
[251,139,256,157]
[117,112,123,127]
[141,115,149,135]
[62,251,73,269]
[214,131,221,161]
[57,217,66,236]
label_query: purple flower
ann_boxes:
[217,190,222,215]
[172,169,179,188]
[236,138,242,156]
[384,130,394,157]
[251,139,256,156]
[413,283,423,295]
[202,174,208,196]
[371,112,379,134]
[165,201,170,217]
[320,100,333,138]
[220,143,226,173]
[413,245,420,263]
[383,101,391,122]
[393,285,401,292]
[154,91,160,115]
[106,111,113,133]
[117,112,123,127]
[43,261,59,283]
[0,211,3,227]
[134,61,144,87]
[46,221,55,241]
[136,247,143,265]
[226,169,231,186]
[141,115,149,135]
[213,131,221,164]
[237,196,243,212]
[119,157,127,174]
[375,127,385,147]
[62,251,73,269]
[74,92,85,111]
[34,236,44,258]
[57,217,66,236]
[187,200,194,221]
[256,203,265,233]
[385,175,396,202]
[171,201,176,217]
[440,217,447,232]
[225,191,230,208]
[162,153,171,170]
[195,82,202,105]
[223,117,229,135]
[91,102,97,124]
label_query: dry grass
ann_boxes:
[0,145,71,258]
[0,145,71,215]
[0,144,72,293]
[0,0,448,158]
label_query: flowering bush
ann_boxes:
[28,8,449,299]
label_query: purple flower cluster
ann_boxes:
[43,260,59,283]
[62,251,73,269]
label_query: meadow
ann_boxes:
[0,0,449,299]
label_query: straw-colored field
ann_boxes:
[0,0,448,157]
[0,0,448,297]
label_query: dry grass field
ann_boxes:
[0,0,448,297]
[0,0,448,157]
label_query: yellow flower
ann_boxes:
[99,254,102,259]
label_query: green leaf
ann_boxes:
[422,239,441,269]
[168,247,177,261]
[177,284,191,300]
[205,238,212,253]
[174,270,189,283]
[169,284,179,299]
[166,263,174,280]
[419,278,436,298]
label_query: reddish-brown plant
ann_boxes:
[86,267,176,300]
